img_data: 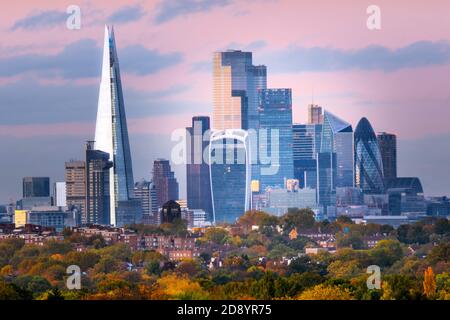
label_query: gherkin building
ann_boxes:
[354,117,385,194]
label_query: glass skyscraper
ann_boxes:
[23,177,50,198]
[258,88,294,191]
[354,117,385,194]
[320,111,354,188]
[209,129,251,224]
[152,159,179,208]
[308,104,323,125]
[292,123,322,189]
[94,26,138,226]
[186,116,213,220]
[213,50,267,130]
[85,141,113,225]
[317,152,337,212]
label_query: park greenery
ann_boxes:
[0,209,449,300]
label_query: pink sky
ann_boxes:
[1,0,450,199]
[1,0,450,138]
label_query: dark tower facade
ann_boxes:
[152,159,179,208]
[23,177,50,198]
[186,116,213,220]
[377,132,397,181]
[85,141,113,225]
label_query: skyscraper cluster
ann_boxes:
[6,27,447,232]
[185,48,432,224]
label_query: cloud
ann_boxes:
[263,41,450,73]
[225,40,267,51]
[107,5,146,24]
[120,45,183,75]
[0,39,182,79]
[0,79,201,127]
[11,10,67,31]
[155,0,231,24]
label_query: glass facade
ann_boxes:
[94,26,136,226]
[152,159,179,208]
[209,130,251,224]
[85,141,112,225]
[317,152,337,211]
[292,124,322,188]
[258,89,294,191]
[23,177,50,198]
[213,50,267,131]
[186,116,213,220]
[354,117,385,194]
[321,111,354,188]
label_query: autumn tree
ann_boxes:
[423,267,436,299]
[281,208,316,232]
[297,284,354,300]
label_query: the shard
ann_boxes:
[94,26,139,226]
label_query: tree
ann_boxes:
[267,243,296,259]
[282,208,316,231]
[327,260,362,279]
[434,218,450,235]
[0,281,21,300]
[436,272,450,300]
[427,243,450,265]
[369,240,403,267]
[203,228,230,245]
[337,233,365,250]
[251,271,276,299]
[381,275,419,300]
[175,259,202,276]
[64,251,100,270]
[155,274,208,299]
[297,284,353,300]
[423,267,436,299]
[238,210,278,232]
[336,216,353,225]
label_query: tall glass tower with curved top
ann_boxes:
[209,129,251,224]
[354,117,385,194]
[94,26,137,226]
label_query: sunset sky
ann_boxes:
[1,0,450,202]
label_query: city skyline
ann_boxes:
[1,1,450,203]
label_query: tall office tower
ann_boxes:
[209,129,251,224]
[65,160,86,216]
[85,141,113,225]
[94,26,138,226]
[186,116,213,220]
[134,180,158,218]
[377,132,397,181]
[292,124,322,188]
[152,159,179,208]
[258,89,294,190]
[321,111,354,188]
[53,182,67,207]
[308,104,323,125]
[354,117,385,194]
[212,50,267,130]
[316,152,337,212]
[23,177,50,198]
